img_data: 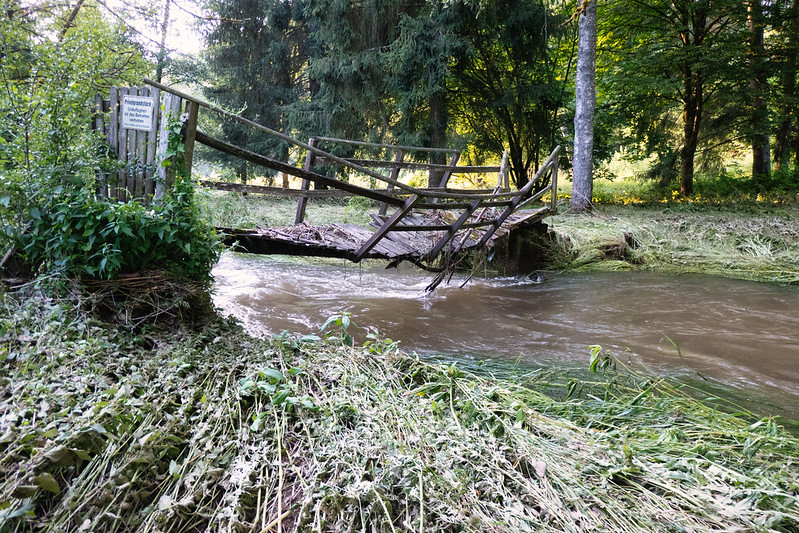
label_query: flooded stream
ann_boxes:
[212,252,799,420]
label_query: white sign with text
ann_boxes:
[121,95,156,132]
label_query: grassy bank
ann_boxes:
[2,288,799,532]
[548,204,799,284]
[200,188,799,284]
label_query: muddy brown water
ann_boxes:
[212,252,799,421]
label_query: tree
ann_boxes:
[748,0,770,181]
[774,0,799,173]
[203,0,302,183]
[449,0,562,191]
[601,0,745,195]
[571,0,597,211]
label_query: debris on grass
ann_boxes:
[1,289,798,532]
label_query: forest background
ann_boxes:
[2,0,799,281]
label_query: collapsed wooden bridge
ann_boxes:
[104,79,561,270]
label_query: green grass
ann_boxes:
[199,190,376,229]
[548,204,799,284]
[1,290,799,532]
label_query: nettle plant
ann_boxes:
[13,117,221,281]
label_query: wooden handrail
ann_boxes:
[143,77,519,202]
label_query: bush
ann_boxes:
[14,183,222,281]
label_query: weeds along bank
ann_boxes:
[1,288,799,532]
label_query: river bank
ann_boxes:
[2,286,799,531]
[548,204,799,284]
[203,191,799,284]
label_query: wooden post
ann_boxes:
[144,87,160,202]
[378,149,404,216]
[182,100,199,177]
[295,137,317,224]
[497,151,509,190]
[116,87,129,202]
[439,151,461,188]
[155,92,183,202]
[133,86,148,199]
[94,93,107,198]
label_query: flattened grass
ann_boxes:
[2,291,798,532]
[548,204,799,284]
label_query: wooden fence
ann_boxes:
[93,86,195,204]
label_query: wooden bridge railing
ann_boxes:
[141,77,559,263]
[294,136,510,224]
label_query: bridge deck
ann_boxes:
[220,208,548,264]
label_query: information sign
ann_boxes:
[121,95,156,132]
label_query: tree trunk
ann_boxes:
[680,86,700,196]
[777,0,799,171]
[570,0,597,212]
[427,91,447,188]
[749,0,770,181]
[155,0,171,83]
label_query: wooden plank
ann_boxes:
[145,87,160,201]
[314,157,498,174]
[155,92,182,201]
[355,194,421,261]
[315,136,459,154]
[94,93,108,198]
[427,199,481,260]
[199,181,350,198]
[295,137,317,224]
[133,86,148,199]
[379,149,403,216]
[117,86,129,202]
[195,130,405,207]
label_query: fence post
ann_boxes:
[155,92,183,202]
[295,137,317,224]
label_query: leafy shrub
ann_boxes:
[14,184,221,281]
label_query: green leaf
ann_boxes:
[33,473,60,494]
[260,368,284,382]
[272,389,290,406]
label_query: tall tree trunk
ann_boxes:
[155,0,171,83]
[680,71,701,196]
[570,0,597,212]
[427,91,447,188]
[749,0,770,181]
[775,1,797,171]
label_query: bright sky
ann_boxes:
[102,0,207,58]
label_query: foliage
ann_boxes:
[0,6,221,283]
[1,294,798,531]
[449,0,563,191]
[599,0,749,195]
